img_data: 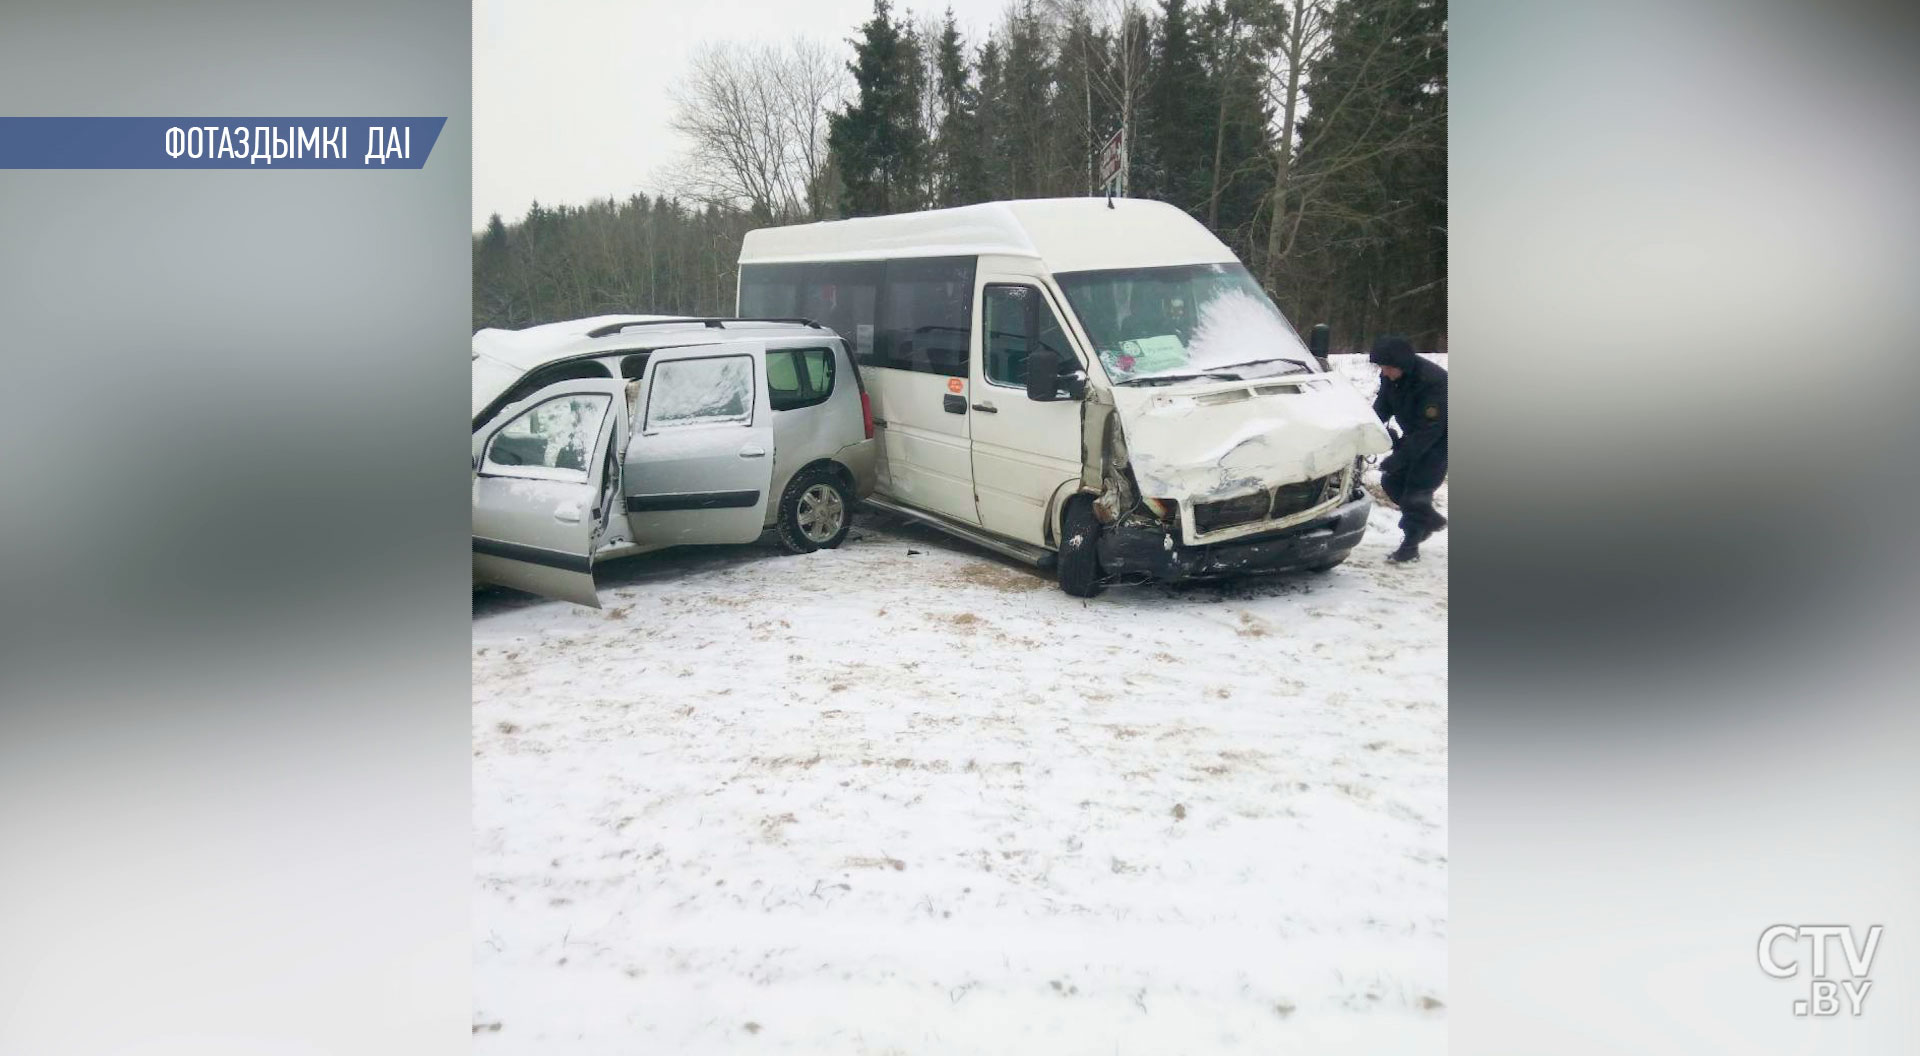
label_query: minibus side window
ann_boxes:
[739,264,799,317]
[983,284,1072,388]
[741,262,879,362]
[800,262,879,361]
[877,257,975,377]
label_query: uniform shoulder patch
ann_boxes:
[1424,404,1440,420]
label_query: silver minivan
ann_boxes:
[471,317,877,606]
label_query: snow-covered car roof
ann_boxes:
[739,197,1240,275]
[472,315,833,422]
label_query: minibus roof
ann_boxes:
[738,197,1240,275]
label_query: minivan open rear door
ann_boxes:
[471,379,623,607]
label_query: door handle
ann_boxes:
[739,444,767,458]
[971,402,998,414]
[554,503,582,523]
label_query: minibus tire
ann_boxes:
[776,466,853,554]
[1057,497,1104,598]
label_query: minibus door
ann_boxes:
[969,279,1088,547]
[863,258,981,526]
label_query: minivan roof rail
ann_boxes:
[584,317,824,339]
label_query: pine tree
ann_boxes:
[976,38,1013,199]
[828,0,930,216]
[1287,0,1446,345]
[1195,0,1280,259]
[1056,7,1122,197]
[998,0,1057,198]
[933,10,989,206]
[1140,0,1212,212]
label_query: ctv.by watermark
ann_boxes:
[1758,924,1883,1016]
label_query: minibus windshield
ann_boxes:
[1055,263,1316,385]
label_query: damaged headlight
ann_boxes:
[1142,497,1173,520]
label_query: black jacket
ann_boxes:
[1370,343,1448,490]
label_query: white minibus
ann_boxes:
[738,198,1390,596]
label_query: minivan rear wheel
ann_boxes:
[776,466,853,554]
[1057,496,1104,598]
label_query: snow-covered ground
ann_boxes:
[473,431,1446,1052]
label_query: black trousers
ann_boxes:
[1381,454,1447,541]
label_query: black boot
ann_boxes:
[1387,536,1421,563]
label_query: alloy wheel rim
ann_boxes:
[796,484,844,543]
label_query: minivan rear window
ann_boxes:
[766,347,836,411]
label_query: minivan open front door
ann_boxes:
[623,342,776,545]
[471,379,623,607]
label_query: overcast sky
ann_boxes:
[473,0,1015,231]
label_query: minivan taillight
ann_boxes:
[860,391,874,439]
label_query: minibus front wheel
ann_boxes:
[1057,496,1104,598]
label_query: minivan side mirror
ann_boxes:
[1026,347,1087,402]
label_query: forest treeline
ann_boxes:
[473,0,1445,350]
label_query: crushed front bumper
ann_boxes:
[1097,495,1374,582]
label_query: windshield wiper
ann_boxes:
[1116,370,1245,387]
[1116,355,1318,387]
[1210,357,1312,375]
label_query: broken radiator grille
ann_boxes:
[1192,490,1273,534]
[1192,471,1343,536]
[1273,472,1341,519]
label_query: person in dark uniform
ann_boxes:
[1368,335,1447,562]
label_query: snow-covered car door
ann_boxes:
[471,379,623,607]
[623,342,775,545]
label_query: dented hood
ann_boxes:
[1112,374,1391,503]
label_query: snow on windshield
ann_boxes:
[1182,289,1314,379]
[1056,263,1317,384]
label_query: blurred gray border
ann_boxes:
[1453,0,1919,1052]
[0,1,472,1052]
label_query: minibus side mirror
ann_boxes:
[1308,323,1331,371]
[1026,347,1087,402]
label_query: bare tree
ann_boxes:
[1261,0,1331,288]
[1046,0,1102,195]
[1261,0,1442,289]
[668,40,846,221]
[772,38,846,219]
[909,10,949,207]
[1204,0,1282,230]
[1082,0,1151,196]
